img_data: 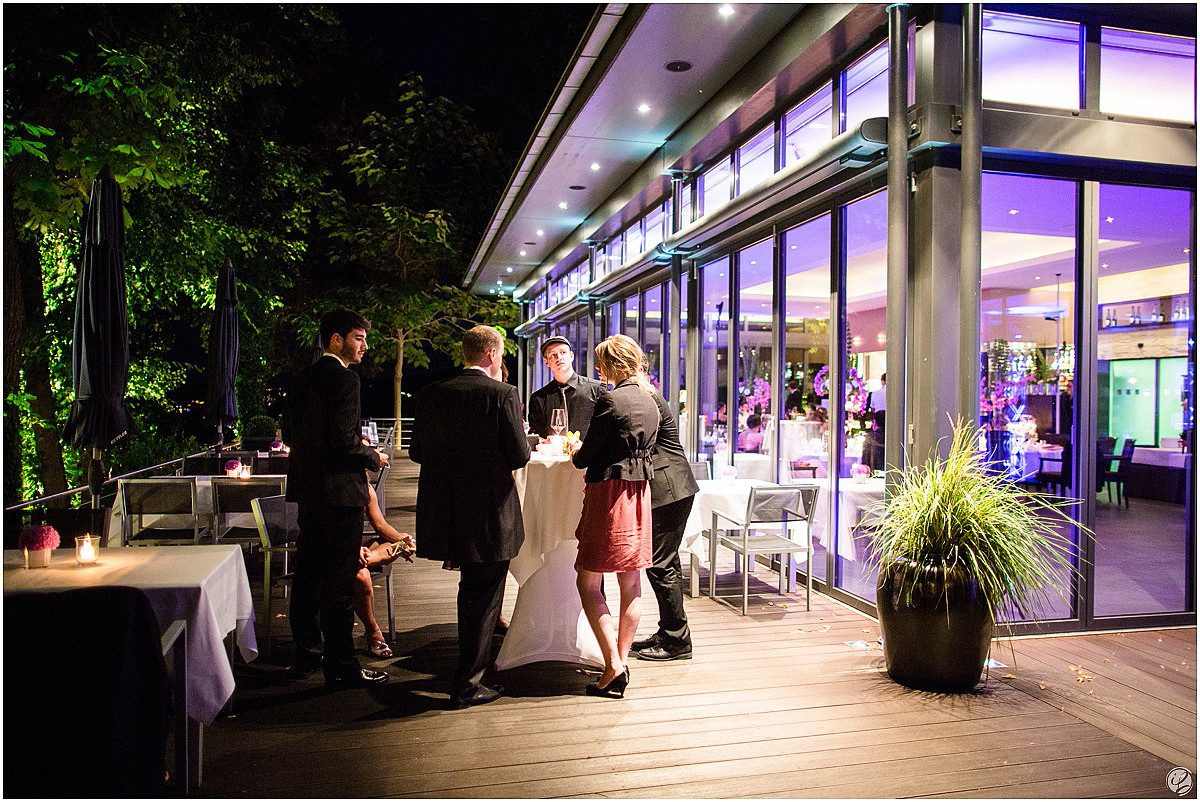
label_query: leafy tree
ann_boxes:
[3,5,337,503]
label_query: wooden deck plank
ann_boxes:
[196,451,1196,798]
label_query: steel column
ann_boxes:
[959,3,982,423]
[885,2,911,475]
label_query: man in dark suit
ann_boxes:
[411,325,531,707]
[632,393,700,662]
[284,308,389,688]
[527,336,605,440]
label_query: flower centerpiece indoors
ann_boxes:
[18,524,60,568]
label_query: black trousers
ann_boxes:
[647,494,694,646]
[452,559,509,697]
[291,503,365,677]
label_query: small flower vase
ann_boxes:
[23,547,51,569]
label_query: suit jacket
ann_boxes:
[411,369,532,563]
[283,355,381,508]
[527,372,606,439]
[648,394,700,509]
[572,379,659,484]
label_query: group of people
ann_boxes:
[283,310,697,709]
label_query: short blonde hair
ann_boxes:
[462,325,503,364]
[595,335,654,394]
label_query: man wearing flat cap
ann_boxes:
[527,336,605,440]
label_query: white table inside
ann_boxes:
[3,544,257,787]
[495,455,603,670]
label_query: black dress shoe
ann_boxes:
[585,667,630,699]
[324,667,389,688]
[453,683,504,709]
[292,654,323,678]
[635,642,693,662]
[630,632,662,652]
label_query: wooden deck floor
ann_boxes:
[200,455,1196,799]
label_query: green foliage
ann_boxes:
[243,414,279,437]
[866,419,1089,622]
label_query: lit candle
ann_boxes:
[75,534,97,565]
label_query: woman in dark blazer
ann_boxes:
[569,335,659,698]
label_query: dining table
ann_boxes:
[494,454,603,670]
[4,544,256,786]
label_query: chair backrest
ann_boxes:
[1097,436,1116,457]
[1119,438,1136,459]
[688,460,712,480]
[119,478,197,517]
[251,495,300,549]
[743,484,820,526]
[257,454,290,475]
[371,463,390,512]
[212,476,287,516]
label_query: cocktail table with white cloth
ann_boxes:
[495,454,603,670]
[4,544,256,787]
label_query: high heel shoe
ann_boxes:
[586,667,630,699]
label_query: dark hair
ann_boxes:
[319,309,370,349]
[788,379,799,390]
[746,414,762,429]
[881,372,887,383]
[462,325,504,363]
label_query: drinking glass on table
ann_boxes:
[550,408,567,437]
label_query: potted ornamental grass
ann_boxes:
[866,419,1087,693]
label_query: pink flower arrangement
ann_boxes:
[224,458,242,472]
[269,441,284,452]
[18,524,60,552]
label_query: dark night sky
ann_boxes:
[332,4,596,155]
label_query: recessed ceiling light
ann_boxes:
[749,260,757,265]
[536,229,544,236]
[718,4,734,16]
[590,162,600,171]
[506,267,513,273]
[664,60,692,73]
[1185,248,1191,254]
[489,289,496,294]
[569,185,585,191]
[1015,334,1023,339]
[496,280,503,285]
[637,103,651,114]
[519,250,527,256]
[558,201,568,209]
[1034,276,1041,280]
[1101,263,1109,268]
[1105,216,1115,223]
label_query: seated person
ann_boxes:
[356,479,415,658]
[737,414,765,453]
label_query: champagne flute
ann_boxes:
[550,408,567,437]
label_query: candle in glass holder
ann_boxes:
[240,465,252,478]
[75,534,97,565]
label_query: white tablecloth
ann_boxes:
[732,452,773,481]
[4,545,256,725]
[496,456,602,670]
[682,477,882,564]
[1133,447,1188,469]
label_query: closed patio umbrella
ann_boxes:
[203,258,239,448]
[63,165,134,511]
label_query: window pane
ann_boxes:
[838,189,888,602]
[700,157,732,217]
[980,172,1079,622]
[737,126,775,195]
[644,202,666,252]
[784,83,834,167]
[679,182,693,227]
[643,285,662,389]
[625,222,644,262]
[1101,28,1196,122]
[783,214,831,583]
[624,293,639,342]
[733,239,775,484]
[1095,183,1193,617]
[982,11,1082,109]
[697,257,731,466]
[843,42,888,132]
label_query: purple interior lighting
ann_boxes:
[982,11,1082,109]
[1101,28,1196,122]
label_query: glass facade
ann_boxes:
[514,6,1194,629]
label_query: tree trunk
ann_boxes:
[9,187,68,505]
[392,332,405,422]
[3,173,28,506]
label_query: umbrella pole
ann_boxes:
[88,445,104,510]
[216,421,224,452]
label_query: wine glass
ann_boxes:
[550,408,567,437]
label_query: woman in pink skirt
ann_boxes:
[568,335,660,698]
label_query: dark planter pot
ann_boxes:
[876,560,994,693]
